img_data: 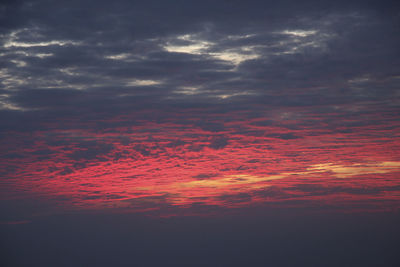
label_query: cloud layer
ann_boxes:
[1,0,400,216]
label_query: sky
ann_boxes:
[1,0,400,266]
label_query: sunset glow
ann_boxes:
[2,108,399,214]
[1,1,399,266]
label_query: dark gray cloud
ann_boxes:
[1,0,398,123]
[216,192,253,204]
[209,135,229,149]
[267,133,300,140]
[192,173,218,180]
[68,141,114,161]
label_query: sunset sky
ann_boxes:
[1,0,400,266]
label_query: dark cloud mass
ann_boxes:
[0,0,399,116]
[1,1,400,266]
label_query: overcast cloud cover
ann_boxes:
[1,0,399,114]
[1,0,400,266]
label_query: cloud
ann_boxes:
[209,135,229,149]
[288,183,400,196]
[308,162,400,178]
[0,220,31,225]
[68,141,114,161]
[1,1,398,113]
[0,0,399,216]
